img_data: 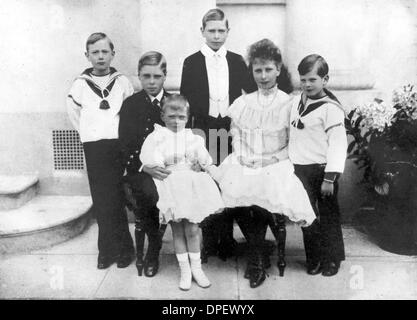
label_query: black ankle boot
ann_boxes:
[144,225,161,277]
[249,255,266,288]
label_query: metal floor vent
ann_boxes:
[52,130,84,170]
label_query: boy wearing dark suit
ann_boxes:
[180,8,256,261]
[119,51,171,277]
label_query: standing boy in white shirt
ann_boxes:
[67,33,134,270]
[180,8,256,262]
[289,54,347,277]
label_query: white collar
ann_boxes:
[259,85,278,97]
[148,90,164,103]
[201,43,227,59]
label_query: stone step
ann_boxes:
[0,174,39,210]
[0,195,92,254]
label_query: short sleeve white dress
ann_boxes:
[140,124,224,224]
[212,87,316,226]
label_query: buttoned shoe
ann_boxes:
[189,253,211,288]
[177,253,192,291]
[249,267,266,288]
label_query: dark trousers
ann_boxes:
[234,206,270,264]
[83,139,134,258]
[294,164,345,264]
[127,172,161,260]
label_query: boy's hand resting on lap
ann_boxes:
[143,166,171,181]
[321,181,334,196]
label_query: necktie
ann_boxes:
[153,99,160,109]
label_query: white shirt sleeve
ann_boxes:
[230,120,243,156]
[274,100,292,161]
[325,105,347,173]
[66,79,83,132]
[195,135,213,168]
[139,131,165,167]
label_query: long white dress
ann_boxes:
[212,88,316,226]
[140,124,225,224]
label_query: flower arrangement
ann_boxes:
[346,84,417,196]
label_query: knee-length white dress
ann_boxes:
[140,124,224,224]
[211,88,316,226]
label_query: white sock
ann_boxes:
[176,253,191,291]
[189,252,211,288]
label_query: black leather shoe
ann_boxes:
[306,261,322,275]
[97,255,116,270]
[322,262,339,277]
[117,252,134,268]
[144,259,159,277]
[249,268,266,288]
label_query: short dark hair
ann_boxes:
[202,8,229,29]
[86,32,114,51]
[161,94,190,117]
[297,54,329,77]
[138,51,167,75]
[247,38,282,67]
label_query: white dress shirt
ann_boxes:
[201,43,229,118]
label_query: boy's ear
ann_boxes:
[323,74,329,83]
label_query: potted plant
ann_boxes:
[346,84,417,255]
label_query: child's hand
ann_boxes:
[321,181,334,197]
[237,156,256,168]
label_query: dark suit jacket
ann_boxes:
[119,89,170,176]
[180,50,256,130]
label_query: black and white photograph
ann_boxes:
[0,0,416,305]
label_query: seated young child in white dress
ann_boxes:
[140,94,224,291]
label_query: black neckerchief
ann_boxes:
[292,89,342,129]
[78,67,122,109]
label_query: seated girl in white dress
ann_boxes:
[140,94,224,291]
[211,39,316,288]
